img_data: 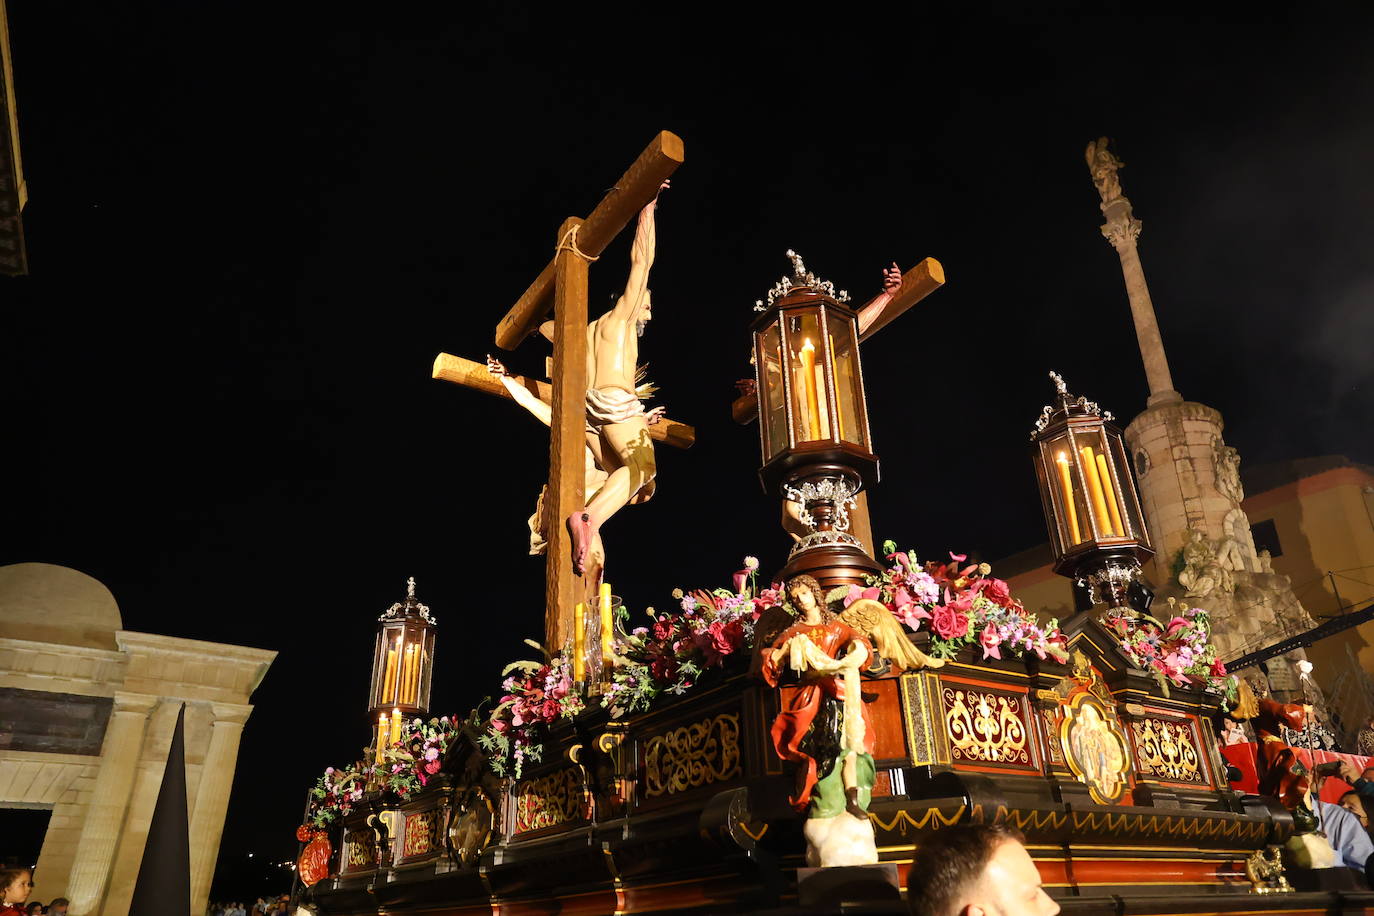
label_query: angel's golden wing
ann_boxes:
[839,598,945,672]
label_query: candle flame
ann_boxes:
[801,337,815,353]
[1056,451,1069,464]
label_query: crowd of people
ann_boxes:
[208,897,291,915]
[0,867,66,916]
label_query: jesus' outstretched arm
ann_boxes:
[855,262,903,338]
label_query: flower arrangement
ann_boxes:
[602,556,775,718]
[301,715,460,830]
[478,641,585,779]
[1105,599,1228,694]
[858,542,1070,664]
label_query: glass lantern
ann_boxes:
[1030,372,1152,609]
[368,577,437,716]
[751,252,877,496]
[750,251,881,587]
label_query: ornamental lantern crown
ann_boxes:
[750,250,880,587]
[368,576,437,716]
[1029,372,1153,611]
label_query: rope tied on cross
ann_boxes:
[555,224,600,262]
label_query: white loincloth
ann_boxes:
[584,386,645,433]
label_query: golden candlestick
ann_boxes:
[573,602,586,683]
[375,713,387,764]
[599,582,614,669]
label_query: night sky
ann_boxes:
[4,8,1373,898]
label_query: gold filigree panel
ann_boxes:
[402,809,437,859]
[900,674,936,766]
[513,767,584,834]
[1131,717,1204,784]
[941,686,1031,766]
[342,829,377,871]
[643,712,741,797]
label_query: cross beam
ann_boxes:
[493,131,685,351]
[431,353,696,449]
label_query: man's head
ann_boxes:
[636,289,652,337]
[1340,791,1369,827]
[1363,766,1374,783]
[47,899,68,916]
[908,824,1058,916]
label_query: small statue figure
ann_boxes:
[1085,137,1126,205]
[760,575,943,867]
[1253,698,1336,868]
[1213,440,1245,504]
[1178,527,1230,597]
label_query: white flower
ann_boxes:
[743,556,760,570]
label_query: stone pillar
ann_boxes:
[65,691,159,915]
[1100,201,1181,407]
[188,702,252,915]
[1085,138,1181,408]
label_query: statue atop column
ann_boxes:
[1085,137,1125,206]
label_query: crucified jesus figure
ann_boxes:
[546,180,668,575]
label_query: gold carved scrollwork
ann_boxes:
[643,713,741,797]
[1132,718,1203,783]
[513,767,583,833]
[943,688,1030,765]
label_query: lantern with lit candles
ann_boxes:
[751,251,880,586]
[368,577,437,761]
[1030,372,1153,611]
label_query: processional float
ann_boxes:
[289,132,1370,915]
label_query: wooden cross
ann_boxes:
[733,258,946,554]
[432,131,689,654]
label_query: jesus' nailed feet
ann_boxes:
[567,510,595,575]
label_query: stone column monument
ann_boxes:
[1084,138,1314,693]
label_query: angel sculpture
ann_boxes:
[760,574,943,868]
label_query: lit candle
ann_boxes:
[406,645,420,704]
[375,714,387,764]
[1095,452,1126,537]
[573,602,586,683]
[1079,446,1112,539]
[392,638,406,704]
[599,582,614,670]
[390,708,402,750]
[799,338,822,441]
[381,641,398,704]
[1055,452,1082,545]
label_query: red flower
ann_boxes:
[1210,658,1227,677]
[981,578,1013,607]
[649,654,680,682]
[931,605,971,640]
[539,699,561,722]
[651,617,675,641]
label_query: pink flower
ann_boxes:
[755,587,780,610]
[844,584,881,607]
[732,570,749,594]
[1164,616,1191,638]
[424,747,440,762]
[949,552,967,562]
[490,718,508,734]
[931,606,971,640]
[979,624,1002,660]
[981,578,1013,607]
[424,759,441,775]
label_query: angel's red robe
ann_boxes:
[761,618,875,810]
